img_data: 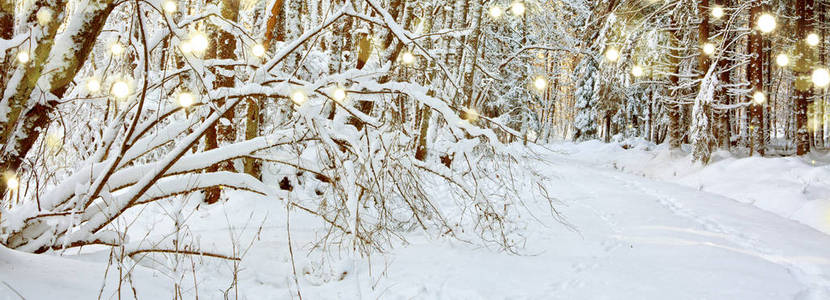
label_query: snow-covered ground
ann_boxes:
[553,139,830,235]
[3,142,830,299]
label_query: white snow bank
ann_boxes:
[0,245,168,299]
[545,139,830,235]
[5,145,830,299]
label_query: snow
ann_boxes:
[3,142,830,299]
[554,139,830,235]
[0,245,168,299]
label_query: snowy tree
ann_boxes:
[0,0,560,260]
[573,57,599,141]
[692,72,717,164]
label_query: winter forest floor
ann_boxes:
[3,141,830,299]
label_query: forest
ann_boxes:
[2,0,830,298]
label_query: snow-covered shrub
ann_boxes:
[0,0,556,260]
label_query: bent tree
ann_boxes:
[0,0,559,258]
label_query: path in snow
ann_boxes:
[559,160,830,299]
[305,149,830,299]
[3,147,830,299]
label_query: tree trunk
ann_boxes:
[349,0,408,130]
[463,1,482,107]
[0,0,113,196]
[795,0,814,155]
[817,1,826,148]
[0,0,15,94]
[668,13,683,149]
[453,0,469,82]
[264,0,286,46]
[414,107,432,161]
[693,0,713,161]
[747,2,765,155]
[244,98,262,179]
[204,0,241,204]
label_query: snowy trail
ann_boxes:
[537,152,830,299]
[4,148,830,299]
[319,150,830,299]
[606,172,830,294]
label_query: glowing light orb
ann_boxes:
[401,51,416,65]
[702,43,716,55]
[712,6,724,19]
[776,54,789,67]
[178,91,194,107]
[86,78,101,93]
[6,176,18,191]
[189,31,209,54]
[110,42,125,55]
[290,90,307,105]
[533,76,547,91]
[16,51,29,64]
[489,6,503,19]
[752,91,766,105]
[605,48,620,62]
[757,13,776,33]
[807,33,821,46]
[251,43,266,57]
[46,133,62,150]
[180,40,193,54]
[111,80,130,99]
[464,108,479,122]
[631,65,644,77]
[510,2,525,16]
[163,0,177,13]
[36,8,53,26]
[332,87,347,102]
[812,68,830,88]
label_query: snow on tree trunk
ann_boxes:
[692,72,716,164]
[747,2,766,156]
[573,57,598,141]
[204,0,241,204]
[794,0,814,155]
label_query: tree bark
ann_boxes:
[204,0,241,204]
[817,0,826,148]
[714,0,732,149]
[463,1,482,107]
[667,12,683,149]
[795,0,814,155]
[244,97,262,179]
[0,0,114,196]
[747,2,765,155]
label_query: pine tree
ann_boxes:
[573,57,599,141]
[692,74,716,164]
